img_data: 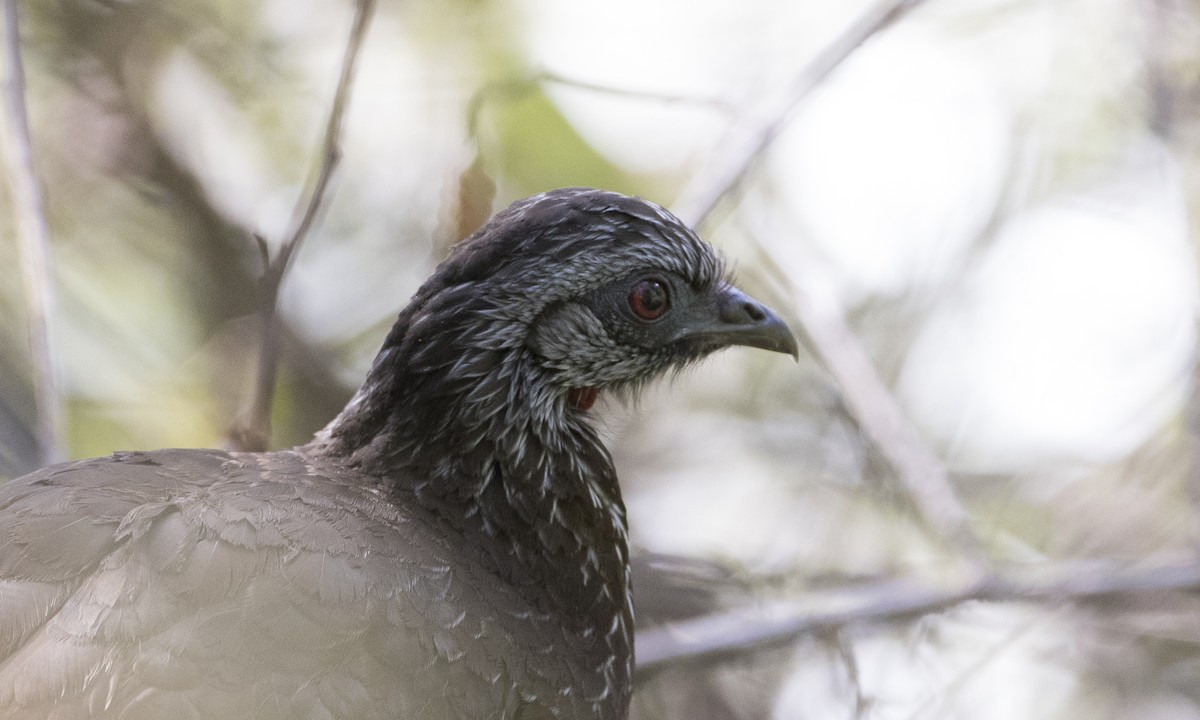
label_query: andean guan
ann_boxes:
[0,188,798,719]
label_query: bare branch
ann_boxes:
[466,69,737,140]
[901,608,1051,720]
[665,0,976,564]
[634,560,1200,678]
[229,0,377,451]
[1,0,64,466]
[791,271,981,556]
[743,210,985,564]
[672,0,929,228]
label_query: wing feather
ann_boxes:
[0,449,530,719]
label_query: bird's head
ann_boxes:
[303,189,797,695]
[432,189,796,407]
[318,188,797,467]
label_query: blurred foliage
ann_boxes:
[488,88,632,197]
[3,0,1200,718]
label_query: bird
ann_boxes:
[0,188,798,720]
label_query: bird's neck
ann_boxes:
[305,322,631,633]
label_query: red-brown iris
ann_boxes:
[628,279,669,320]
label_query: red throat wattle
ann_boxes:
[567,386,598,412]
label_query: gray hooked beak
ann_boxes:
[671,284,799,360]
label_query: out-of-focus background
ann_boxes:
[2,0,1199,717]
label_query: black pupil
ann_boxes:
[631,279,668,319]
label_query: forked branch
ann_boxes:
[229,0,377,451]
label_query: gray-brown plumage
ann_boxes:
[0,188,797,719]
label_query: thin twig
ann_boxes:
[672,0,982,564]
[791,267,982,557]
[466,69,737,139]
[634,560,1200,677]
[744,210,985,565]
[229,0,376,451]
[1,0,63,465]
[832,630,871,719]
[672,0,929,227]
[901,606,1054,720]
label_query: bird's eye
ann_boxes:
[628,278,670,320]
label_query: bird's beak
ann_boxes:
[671,284,799,360]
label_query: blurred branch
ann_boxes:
[466,69,737,139]
[832,632,871,720]
[666,0,980,563]
[458,70,737,244]
[905,610,1050,720]
[635,560,1200,678]
[746,211,985,564]
[1,0,63,466]
[229,0,376,451]
[672,0,929,227]
[789,266,981,555]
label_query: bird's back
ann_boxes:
[0,448,618,719]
